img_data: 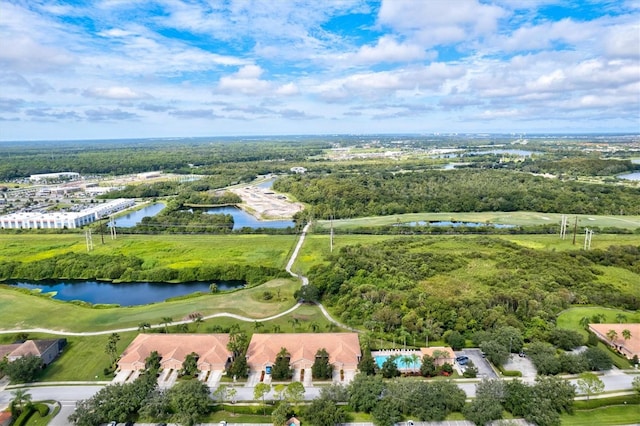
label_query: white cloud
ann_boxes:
[602,22,640,59]
[83,86,151,100]
[315,63,466,101]
[275,83,300,96]
[352,36,429,64]
[377,0,506,45]
[217,65,271,95]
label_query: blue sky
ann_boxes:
[1,0,639,140]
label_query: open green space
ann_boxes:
[0,303,344,382]
[296,233,640,275]
[561,404,640,425]
[0,277,299,332]
[318,211,640,230]
[557,307,640,333]
[0,233,297,269]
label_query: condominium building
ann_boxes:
[0,198,134,229]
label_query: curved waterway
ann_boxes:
[8,280,244,306]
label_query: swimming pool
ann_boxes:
[374,354,421,370]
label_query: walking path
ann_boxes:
[0,221,353,336]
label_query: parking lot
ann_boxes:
[456,349,497,379]
[503,353,537,378]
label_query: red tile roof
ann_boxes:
[246,333,361,370]
[589,323,640,358]
[118,334,231,371]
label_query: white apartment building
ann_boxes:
[0,199,135,229]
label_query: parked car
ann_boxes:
[456,355,469,365]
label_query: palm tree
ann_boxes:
[409,353,421,372]
[579,316,591,330]
[401,354,413,372]
[11,389,32,416]
[177,323,189,333]
[138,322,151,333]
[622,329,632,341]
[606,329,618,344]
[289,318,300,331]
[616,313,627,324]
[253,321,264,331]
[193,315,204,332]
[161,317,173,333]
[326,323,336,332]
[309,322,319,332]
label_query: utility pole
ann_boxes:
[560,215,568,239]
[110,215,117,240]
[584,228,593,250]
[572,216,578,245]
[330,215,334,253]
[85,229,93,252]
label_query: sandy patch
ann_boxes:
[231,186,304,220]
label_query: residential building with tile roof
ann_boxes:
[589,323,639,359]
[246,333,361,372]
[117,334,232,372]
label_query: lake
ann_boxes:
[8,279,244,306]
[618,172,640,181]
[205,206,295,230]
[113,203,165,227]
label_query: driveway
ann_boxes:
[458,349,497,379]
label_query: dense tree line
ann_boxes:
[0,139,328,180]
[308,237,640,343]
[0,252,288,286]
[513,157,639,177]
[275,169,640,219]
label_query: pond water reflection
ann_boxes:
[113,203,165,228]
[9,279,243,306]
[205,206,295,230]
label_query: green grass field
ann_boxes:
[0,233,298,268]
[556,307,640,369]
[557,307,640,333]
[1,231,637,334]
[0,278,300,332]
[318,211,640,230]
[561,405,640,425]
[0,303,344,382]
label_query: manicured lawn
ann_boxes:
[208,411,272,423]
[0,278,300,332]
[24,402,59,426]
[557,307,639,369]
[557,307,640,334]
[561,405,640,425]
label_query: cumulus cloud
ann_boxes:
[217,65,271,95]
[377,0,506,45]
[351,36,430,64]
[275,83,300,96]
[83,86,151,100]
[315,63,466,102]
